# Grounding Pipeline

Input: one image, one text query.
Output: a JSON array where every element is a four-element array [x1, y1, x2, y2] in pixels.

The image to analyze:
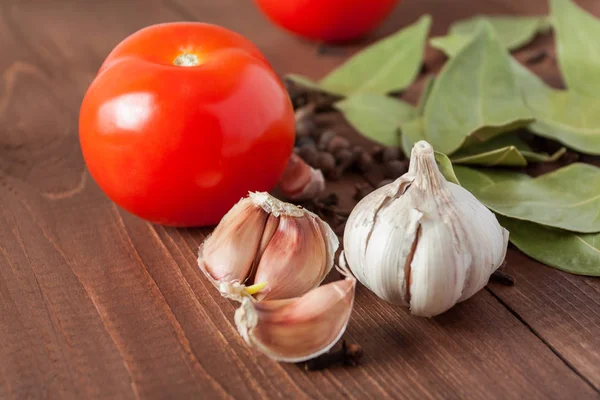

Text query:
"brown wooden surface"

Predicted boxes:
[[1, 0, 599, 399]]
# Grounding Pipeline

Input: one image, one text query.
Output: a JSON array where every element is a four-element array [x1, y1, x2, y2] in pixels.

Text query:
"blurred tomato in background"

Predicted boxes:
[[254, 0, 400, 42]]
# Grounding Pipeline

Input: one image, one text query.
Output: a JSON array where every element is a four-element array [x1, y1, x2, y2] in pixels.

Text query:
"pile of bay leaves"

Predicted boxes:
[[288, 0, 600, 277]]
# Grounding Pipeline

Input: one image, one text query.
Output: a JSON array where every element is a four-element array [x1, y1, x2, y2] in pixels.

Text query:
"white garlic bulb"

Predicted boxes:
[[343, 140, 509, 317]]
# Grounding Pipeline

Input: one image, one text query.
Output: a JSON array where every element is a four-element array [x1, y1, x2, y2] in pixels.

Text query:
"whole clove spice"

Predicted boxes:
[[318, 130, 338, 151], [382, 146, 402, 163], [490, 270, 515, 286], [355, 151, 374, 174], [304, 341, 364, 371], [296, 136, 317, 149], [384, 159, 409, 179], [354, 183, 373, 201], [295, 146, 319, 167], [327, 136, 351, 154], [317, 152, 337, 177]]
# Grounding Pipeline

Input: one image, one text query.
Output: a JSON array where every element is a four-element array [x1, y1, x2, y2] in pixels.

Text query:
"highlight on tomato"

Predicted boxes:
[[79, 23, 295, 227], [254, 0, 400, 42]]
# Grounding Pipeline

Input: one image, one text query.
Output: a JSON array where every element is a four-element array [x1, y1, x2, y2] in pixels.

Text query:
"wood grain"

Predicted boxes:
[[0, 0, 599, 398]]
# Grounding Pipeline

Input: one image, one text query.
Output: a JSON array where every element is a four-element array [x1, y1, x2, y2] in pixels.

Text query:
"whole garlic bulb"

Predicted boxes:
[[343, 141, 509, 317]]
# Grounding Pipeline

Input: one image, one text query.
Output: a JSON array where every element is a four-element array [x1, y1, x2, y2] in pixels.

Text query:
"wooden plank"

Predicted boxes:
[[0, 0, 597, 399]]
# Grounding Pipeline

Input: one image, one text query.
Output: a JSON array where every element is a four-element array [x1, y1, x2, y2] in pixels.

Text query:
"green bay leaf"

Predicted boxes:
[[551, 0, 600, 98], [430, 34, 472, 58], [400, 77, 435, 157], [434, 152, 460, 185], [284, 74, 340, 95], [453, 165, 530, 196], [335, 94, 416, 146], [399, 117, 425, 158], [423, 22, 533, 155], [450, 133, 564, 166], [451, 146, 527, 167], [319, 15, 431, 96], [512, 61, 600, 155], [498, 216, 600, 276], [475, 163, 600, 233], [431, 15, 550, 57], [453, 166, 599, 276]]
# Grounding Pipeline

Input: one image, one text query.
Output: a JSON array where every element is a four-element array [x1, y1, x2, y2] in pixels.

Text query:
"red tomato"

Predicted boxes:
[[254, 0, 399, 42], [80, 23, 295, 226]]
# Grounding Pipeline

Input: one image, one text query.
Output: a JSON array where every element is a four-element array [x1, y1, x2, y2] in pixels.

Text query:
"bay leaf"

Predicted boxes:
[[453, 165, 530, 194], [400, 76, 435, 157], [422, 22, 533, 155], [431, 15, 550, 58], [319, 15, 431, 96], [449, 133, 564, 166], [334, 94, 416, 146], [416, 75, 435, 115], [429, 34, 472, 58], [512, 61, 600, 155], [434, 152, 460, 185], [451, 146, 527, 167], [454, 166, 600, 276], [474, 163, 600, 233], [400, 117, 425, 158], [497, 216, 600, 277], [551, 0, 600, 98], [520, 148, 566, 163], [285, 74, 338, 95]]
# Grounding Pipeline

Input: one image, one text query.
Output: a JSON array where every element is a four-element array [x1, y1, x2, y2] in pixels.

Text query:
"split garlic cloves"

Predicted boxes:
[[343, 140, 509, 317], [234, 266, 356, 362], [198, 192, 338, 301]]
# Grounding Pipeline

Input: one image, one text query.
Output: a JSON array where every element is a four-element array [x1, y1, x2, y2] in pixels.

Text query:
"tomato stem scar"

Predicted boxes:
[[174, 53, 201, 67]]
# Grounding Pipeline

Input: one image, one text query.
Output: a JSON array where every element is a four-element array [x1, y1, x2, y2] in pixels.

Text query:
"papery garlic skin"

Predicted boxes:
[[198, 192, 338, 302], [343, 140, 509, 317], [235, 266, 356, 362]]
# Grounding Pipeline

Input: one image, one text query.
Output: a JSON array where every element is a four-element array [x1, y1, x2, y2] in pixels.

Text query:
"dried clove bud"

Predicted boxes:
[[318, 130, 337, 151], [235, 265, 356, 362], [355, 151, 374, 174], [354, 183, 373, 201], [370, 146, 384, 163], [304, 341, 364, 371], [327, 136, 351, 154], [296, 136, 317, 148], [382, 146, 402, 163], [384, 159, 409, 179], [295, 146, 319, 167], [198, 192, 338, 301], [317, 152, 337, 176], [490, 270, 515, 286]]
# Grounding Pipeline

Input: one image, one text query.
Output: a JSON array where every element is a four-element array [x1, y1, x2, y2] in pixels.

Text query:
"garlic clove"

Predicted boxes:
[[198, 191, 338, 302], [253, 214, 331, 301], [198, 198, 268, 287], [277, 153, 325, 201], [234, 268, 356, 362]]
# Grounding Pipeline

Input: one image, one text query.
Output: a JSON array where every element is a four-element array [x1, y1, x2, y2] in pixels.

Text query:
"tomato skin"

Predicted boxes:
[[79, 23, 295, 227], [254, 0, 399, 42]]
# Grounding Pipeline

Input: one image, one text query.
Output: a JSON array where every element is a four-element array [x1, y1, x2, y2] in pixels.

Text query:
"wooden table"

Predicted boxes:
[[1, 0, 599, 398]]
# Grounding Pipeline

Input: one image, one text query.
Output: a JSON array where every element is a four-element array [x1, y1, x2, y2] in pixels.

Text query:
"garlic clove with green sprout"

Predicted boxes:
[[343, 140, 509, 317], [198, 192, 338, 302], [234, 265, 356, 362]]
